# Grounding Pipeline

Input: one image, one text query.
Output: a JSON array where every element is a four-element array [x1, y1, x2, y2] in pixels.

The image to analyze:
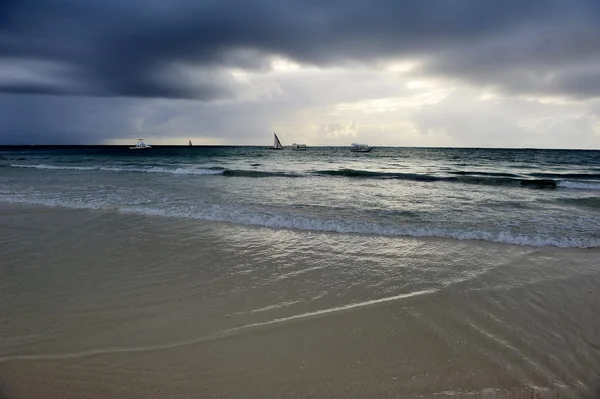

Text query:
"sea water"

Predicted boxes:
[[1, 146, 599, 248]]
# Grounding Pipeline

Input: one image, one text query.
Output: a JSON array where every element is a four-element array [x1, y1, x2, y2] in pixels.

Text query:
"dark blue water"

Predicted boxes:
[[1, 146, 600, 247]]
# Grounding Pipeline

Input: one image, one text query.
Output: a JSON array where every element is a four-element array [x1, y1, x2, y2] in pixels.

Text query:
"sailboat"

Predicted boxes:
[[268, 132, 284, 150], [189, 139, 193, 146]]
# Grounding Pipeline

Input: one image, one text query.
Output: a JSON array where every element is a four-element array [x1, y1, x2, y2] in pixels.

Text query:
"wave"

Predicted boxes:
[[222, 169, 300, 178], [554, 197, 600, 209], [315, 169, 557, 188], [449, 171, 521, 178], [1, 194, 599, 248], [11, 164, 600, 191], [519, 179, 557, 189], [557, 181, 600, 191], [530, 172, 600, 179], [10, 163, 295, 177], [101, 166, 223, 175], [316, 169, 439, 181], [11, 163, 224, 175], [11, 164, 97, 171]]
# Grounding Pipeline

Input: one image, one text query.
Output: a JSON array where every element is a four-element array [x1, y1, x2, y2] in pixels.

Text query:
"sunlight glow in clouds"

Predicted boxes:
[[335, 89, 454, 113], [271, 57, 302, 73]]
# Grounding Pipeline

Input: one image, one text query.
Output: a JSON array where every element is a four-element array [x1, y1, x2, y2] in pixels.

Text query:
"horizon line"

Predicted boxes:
[[0, 144, 598, 151]]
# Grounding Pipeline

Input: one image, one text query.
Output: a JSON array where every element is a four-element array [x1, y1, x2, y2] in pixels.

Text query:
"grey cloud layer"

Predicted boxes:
[[2, 0, 599, 99]]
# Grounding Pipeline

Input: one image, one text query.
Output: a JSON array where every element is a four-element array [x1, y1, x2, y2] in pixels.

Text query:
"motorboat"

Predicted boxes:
[[350, 143, 372, 152], [291, 143, 307, 150], [129, 138, 152, 150]]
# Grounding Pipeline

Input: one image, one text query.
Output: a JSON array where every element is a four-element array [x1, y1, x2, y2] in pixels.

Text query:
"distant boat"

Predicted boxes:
[[189, 139, 193, 146], [350, 143, 372, 152], [268, 132, 284, 150], [130, 138, 152, 150], [291, 143, 307, 150]]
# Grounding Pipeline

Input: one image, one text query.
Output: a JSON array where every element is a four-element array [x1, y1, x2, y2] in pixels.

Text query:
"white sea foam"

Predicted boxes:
[[0, 194, 107, 211], [225, 289, 440, 332], [10, 164, 97, 171], [558, 180, 600, 190], [11, 163, 224, 175], [1, 194, 597, 248], [151, 167, 223, 175], [247, 300, 303, 314], [100, 166, 223, 175]]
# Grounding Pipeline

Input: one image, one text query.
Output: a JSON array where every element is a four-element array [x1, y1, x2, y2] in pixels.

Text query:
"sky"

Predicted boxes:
[[1, 0, 600, 147]]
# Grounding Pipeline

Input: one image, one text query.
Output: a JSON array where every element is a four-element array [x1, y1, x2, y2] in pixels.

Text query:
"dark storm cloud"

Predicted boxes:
[[0, 94, 140, 144], [2, 0, 599, 99]]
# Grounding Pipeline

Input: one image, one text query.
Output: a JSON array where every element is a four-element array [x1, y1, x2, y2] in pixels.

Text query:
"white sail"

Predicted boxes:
[[274, 133, 283, 149]]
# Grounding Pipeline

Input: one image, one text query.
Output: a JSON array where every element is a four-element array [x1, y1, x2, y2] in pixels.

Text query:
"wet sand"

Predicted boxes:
[[1, 204, 600, 398]]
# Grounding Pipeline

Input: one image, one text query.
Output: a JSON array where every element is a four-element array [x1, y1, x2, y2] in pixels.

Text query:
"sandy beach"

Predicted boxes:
[[1, 203, 600, 398]]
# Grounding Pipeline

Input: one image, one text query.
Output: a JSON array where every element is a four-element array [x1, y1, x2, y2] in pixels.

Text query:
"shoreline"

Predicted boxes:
[[1, 203, 599, 398], [1, 201, 598, 250]]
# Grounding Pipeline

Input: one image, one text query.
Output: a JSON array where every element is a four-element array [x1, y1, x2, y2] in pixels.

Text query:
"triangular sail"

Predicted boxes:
[[274, 133, 283, 149], [189, 139, 192, 146]]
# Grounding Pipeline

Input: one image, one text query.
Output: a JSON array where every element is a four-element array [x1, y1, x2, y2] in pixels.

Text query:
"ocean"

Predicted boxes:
[[1, 146, 600, 247], [1, 146, 600, 398]]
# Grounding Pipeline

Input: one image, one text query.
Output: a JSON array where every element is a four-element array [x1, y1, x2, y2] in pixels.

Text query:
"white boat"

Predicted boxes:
[[129, 138, 152, 150], [268, 132, 284, 150], [350, 143, 372, 152], [291, 143, 307, 150]]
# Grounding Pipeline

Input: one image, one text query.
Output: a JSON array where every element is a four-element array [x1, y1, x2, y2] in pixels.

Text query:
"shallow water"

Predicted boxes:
[[1, 206, 599, 398]]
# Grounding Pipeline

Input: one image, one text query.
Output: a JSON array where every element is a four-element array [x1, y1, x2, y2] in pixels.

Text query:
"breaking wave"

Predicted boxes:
[[11, 164, 224, 175], [10, 163, 295, 177], [10, 164, 97, 171], [222, 170, 300, 178], [1, 194, 599, 248], [101, 166, 223, 175], [448, 170, 522, 178]]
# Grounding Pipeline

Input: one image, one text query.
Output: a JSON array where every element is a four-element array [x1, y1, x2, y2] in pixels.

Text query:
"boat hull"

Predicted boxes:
[[129, 146, 152, 150]]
